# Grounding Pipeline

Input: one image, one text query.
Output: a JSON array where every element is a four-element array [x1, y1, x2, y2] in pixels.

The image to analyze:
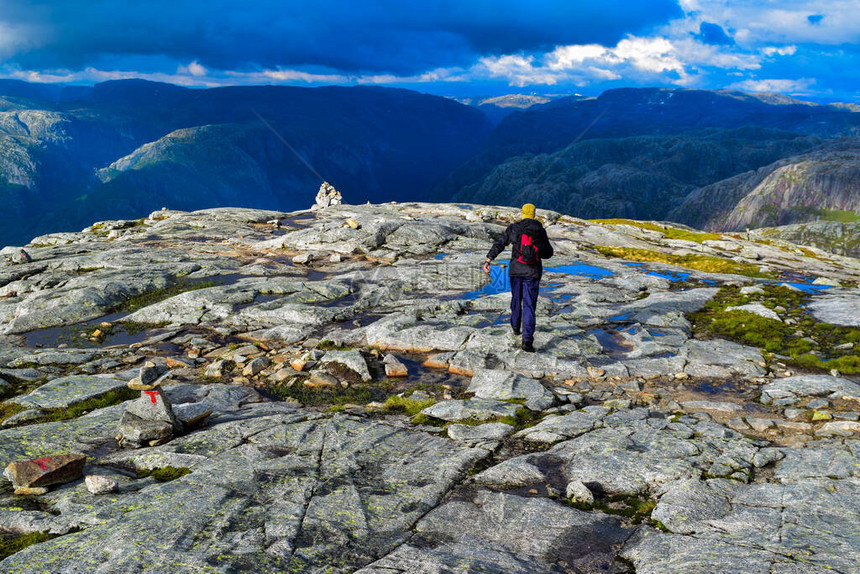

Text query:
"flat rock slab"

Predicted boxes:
[[0, 413, 487, 574], [358, 490, 630, 574], [808, 294, 860, 326], [467, 368, 556, 411], [761, 375, 860, 403], [624, 477, 860, 573], [421, 398, 520, 422], [9, 375, 128, 409]]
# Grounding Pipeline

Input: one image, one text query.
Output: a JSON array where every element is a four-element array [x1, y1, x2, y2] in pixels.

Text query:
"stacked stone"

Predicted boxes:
[[118, 362, 182, 448], [313, 181, 342, 210]]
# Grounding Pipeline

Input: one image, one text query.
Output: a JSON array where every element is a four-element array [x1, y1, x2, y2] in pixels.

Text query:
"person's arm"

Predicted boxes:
[[538, 227, 554, 259], [484, 225, 512, 273]]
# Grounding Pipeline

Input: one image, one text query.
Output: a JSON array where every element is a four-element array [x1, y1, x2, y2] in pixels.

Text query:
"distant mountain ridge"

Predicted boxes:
[[1, 80, 858, 250], [0, 80, 492, 246], [444, 87, 860, 235]]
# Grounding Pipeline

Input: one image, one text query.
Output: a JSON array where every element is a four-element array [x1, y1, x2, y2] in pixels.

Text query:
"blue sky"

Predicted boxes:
[[0, 0, 857, 101]]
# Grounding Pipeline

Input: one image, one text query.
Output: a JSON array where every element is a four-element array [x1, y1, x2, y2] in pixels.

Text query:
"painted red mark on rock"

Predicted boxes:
[[31, 457, 52, 471], [144, 391, 159, 404]]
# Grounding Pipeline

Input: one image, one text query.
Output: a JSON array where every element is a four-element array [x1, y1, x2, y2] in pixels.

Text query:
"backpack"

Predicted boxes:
[[517, 232, 540, 265]]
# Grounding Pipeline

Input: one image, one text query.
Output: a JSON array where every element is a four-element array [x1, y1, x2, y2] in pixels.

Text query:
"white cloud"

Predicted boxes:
[[260, 69, 346, 83], [762, 46, 797, 57], [726, 77, 816, 93], [178, 60, 207, 77], [676, 1, 860, 45]]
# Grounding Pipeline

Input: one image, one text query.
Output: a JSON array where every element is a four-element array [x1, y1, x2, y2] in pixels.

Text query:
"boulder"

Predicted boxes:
[[4, 453, 87, 489]]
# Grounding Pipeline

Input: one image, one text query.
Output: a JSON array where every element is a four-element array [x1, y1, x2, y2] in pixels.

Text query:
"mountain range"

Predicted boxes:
[[0, 80, 858, 248]]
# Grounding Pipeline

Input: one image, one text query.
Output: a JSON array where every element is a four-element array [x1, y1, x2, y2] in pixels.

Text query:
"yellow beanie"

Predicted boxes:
[[521, 203, 536, 219]]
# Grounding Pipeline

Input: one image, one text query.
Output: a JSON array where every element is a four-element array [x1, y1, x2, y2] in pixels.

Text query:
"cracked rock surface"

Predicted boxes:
[[0, 203, 858, 572]]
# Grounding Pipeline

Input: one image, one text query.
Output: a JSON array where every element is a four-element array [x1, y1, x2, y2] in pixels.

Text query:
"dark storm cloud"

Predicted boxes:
[[0, 0, 682, 74]]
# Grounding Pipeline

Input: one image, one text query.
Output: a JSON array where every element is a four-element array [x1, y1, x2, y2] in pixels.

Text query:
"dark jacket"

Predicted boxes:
[[487, 218, 554, 278]]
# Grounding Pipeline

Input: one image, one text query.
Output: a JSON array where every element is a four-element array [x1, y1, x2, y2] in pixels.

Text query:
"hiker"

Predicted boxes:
[[483, 203, 554, 352]]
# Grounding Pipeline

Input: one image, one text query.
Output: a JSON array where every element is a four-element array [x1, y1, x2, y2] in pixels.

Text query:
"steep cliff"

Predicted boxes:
[[671, 142, 860, 231]]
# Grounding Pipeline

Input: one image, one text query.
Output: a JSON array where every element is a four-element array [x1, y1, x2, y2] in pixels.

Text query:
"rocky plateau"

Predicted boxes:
[[0, 201, 858, 573]]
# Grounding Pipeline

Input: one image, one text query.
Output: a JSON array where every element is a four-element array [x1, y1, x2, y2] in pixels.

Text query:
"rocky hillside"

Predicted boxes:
[[449, 128, 821, 220], [0, 81, 492, 247], [445, 88, 860, 227], [0, 202, 858, 572], [670, 142, 860, 231]]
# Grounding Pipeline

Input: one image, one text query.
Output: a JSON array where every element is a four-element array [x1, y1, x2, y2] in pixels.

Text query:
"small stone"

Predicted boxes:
[[746, 417, 776, 432], [830, 369, 841, 377], [565, 480, 594, 504], [304, 372, 340, 388], [383, 354, 409, 378], [13, 249, 32, 264], [85, 475, 119, 495], [271, 368, 298, 383], [329, 253, 342, 263], [587, 366, 605, 379], [242, 357, 270, 377], [173, 403, 214, 428], [118, 412, 173, 448], [602, 398, 631, 410], [14, 487, 48, 496], [345, 219, 360, 229], [673, 372, 688, 380], [166, 357, 194, 369], [292, 252, 314, 265], [811, 410, 832, 421]]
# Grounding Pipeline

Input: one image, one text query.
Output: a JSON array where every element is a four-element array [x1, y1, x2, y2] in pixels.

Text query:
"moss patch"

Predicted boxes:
[[0, 530, 79, 561], [117, 279, 216, 313], [382, 395, 436, 416], [564, 494, 657, 525], [594, 246, 771, 278], [0, 387, 139, 427], [266, 378, 395, 408], [689, 285, 860, 374], [590, 219, 722, 243], [136, 466, 191, 482]]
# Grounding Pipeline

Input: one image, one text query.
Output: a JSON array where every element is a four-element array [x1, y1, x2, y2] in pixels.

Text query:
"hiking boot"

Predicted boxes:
[[512, 328, 521, 336], [521, 341, 535, 353]]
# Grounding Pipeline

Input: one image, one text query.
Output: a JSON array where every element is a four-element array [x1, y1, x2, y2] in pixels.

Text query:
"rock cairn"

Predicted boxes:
[[313, 182, 342, 210], [117, 361, 212, 448]]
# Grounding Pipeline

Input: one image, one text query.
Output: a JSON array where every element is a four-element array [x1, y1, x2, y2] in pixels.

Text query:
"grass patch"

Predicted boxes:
[[136, 466, 191, 482], [115, 320, 169, 335], [0, 388, 139, 427], [0, 401, 23, 421], [590, 219, 722, 243], [562, 494, 657, 525], [498, 407, 543, 429], [382, 395, 436, 416], [117, 279, 216, 313], [689, 285, 860, 374], [315, 340, 352, 351], [809, 208, 860, 224], [0, 529, 80, 561], [265, 379, 395, 408], [594, 245, 772, 278]]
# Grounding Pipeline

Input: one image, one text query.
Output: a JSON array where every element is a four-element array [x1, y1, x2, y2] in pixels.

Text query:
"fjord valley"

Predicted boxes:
[[1, 80, 859, 253]]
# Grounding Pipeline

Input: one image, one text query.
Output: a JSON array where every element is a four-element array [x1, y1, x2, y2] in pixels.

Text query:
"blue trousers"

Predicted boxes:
[[510, 276, 540, 343]]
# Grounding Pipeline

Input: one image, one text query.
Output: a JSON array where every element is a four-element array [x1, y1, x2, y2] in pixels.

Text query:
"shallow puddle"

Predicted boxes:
[[545, 263, 614, 277], [588, 327, 635, 356]]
